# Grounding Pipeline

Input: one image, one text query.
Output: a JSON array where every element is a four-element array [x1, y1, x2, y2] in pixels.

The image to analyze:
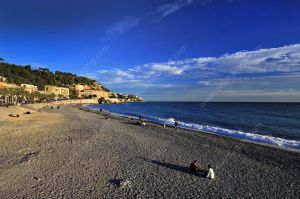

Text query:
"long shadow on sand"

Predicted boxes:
[[138, 157, 207, 177], [121, 121, 138, 126]]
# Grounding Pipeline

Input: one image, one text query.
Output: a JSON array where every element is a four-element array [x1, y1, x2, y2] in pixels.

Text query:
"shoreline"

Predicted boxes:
[[1, 104, 299, 198], [81, 104, 300, 153]]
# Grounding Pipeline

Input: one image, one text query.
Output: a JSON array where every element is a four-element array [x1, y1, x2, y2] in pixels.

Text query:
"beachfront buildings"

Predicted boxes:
[[0, 77, 20, 105], [77, 89, 109, 99], [0, 81, 18, 89], [74, 83, 143, 103], [108, 92, 143, 103], [75, 83, 109, 99], [0, 76, 7, 82], [21, 84, 38, 93], [74, 84, 87, 92], [45, 85, 70, 98]]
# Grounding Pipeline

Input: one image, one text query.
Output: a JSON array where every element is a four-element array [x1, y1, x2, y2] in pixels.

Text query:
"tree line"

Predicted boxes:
[[0, 58, 110, 91], [0, 87, 57, 106]]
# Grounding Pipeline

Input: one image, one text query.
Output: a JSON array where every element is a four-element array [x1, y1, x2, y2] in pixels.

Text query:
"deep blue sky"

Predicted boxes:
[[1, 0, 300, 101]]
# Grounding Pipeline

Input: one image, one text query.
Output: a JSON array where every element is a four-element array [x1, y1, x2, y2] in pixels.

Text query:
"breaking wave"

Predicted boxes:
[[84, 104, 300, 151]]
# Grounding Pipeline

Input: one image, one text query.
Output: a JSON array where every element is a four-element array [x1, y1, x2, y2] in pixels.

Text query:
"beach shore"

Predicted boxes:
[[0, 105, 299, 198]]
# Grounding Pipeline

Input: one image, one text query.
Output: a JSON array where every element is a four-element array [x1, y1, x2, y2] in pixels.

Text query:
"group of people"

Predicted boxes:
[[190, 160, 215, 179], [8, 113, 19, 118], [50, 105, 60, 110], [136, 115, 147, 126], [99, 108, 111, 119]]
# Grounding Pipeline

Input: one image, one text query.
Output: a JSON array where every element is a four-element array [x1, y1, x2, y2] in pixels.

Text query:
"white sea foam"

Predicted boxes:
[[151, 116, 300, 150], [167, 118, 175, 122]]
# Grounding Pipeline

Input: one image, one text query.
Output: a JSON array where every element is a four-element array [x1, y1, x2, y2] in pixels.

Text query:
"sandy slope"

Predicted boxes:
[[0, 105, 299, 198]]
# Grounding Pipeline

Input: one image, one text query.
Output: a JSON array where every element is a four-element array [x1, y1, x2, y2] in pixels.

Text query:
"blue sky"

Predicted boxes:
[[0, 0, 300, 101]]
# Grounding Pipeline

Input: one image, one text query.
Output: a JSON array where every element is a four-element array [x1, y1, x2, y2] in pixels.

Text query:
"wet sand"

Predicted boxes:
[[0, 105, 299, 198]]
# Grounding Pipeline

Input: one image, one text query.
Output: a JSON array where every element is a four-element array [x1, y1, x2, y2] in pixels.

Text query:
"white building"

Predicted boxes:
[[0, 76, 7, 82], [21, 84, 38, 93]]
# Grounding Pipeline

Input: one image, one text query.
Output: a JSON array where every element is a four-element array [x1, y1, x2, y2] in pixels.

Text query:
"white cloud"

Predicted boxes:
[[105, 0, 205, 36], [113, 69, 134, 78], [150, 0, 202, 20], [126, 82, 176, 88], [100, 44, 300, 82], [96, 69, 134, 84], [145, 64, 186, 75], [197, 80, 215, 86], [214, 90, 300, 102], [133, 44, 300, 80], [97, 69, 109, 74], [106, 16, 140, 34], [198, 75, 300, 92], [91, 44, 300, 101], [81, 73, 98, 80]]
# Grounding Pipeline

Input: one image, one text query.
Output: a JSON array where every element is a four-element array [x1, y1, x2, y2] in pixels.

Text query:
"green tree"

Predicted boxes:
[[47, 93, 56, 100], [0, 62, 103, 90], [69, 88, 78, 99], [98, 97, 106, 104]]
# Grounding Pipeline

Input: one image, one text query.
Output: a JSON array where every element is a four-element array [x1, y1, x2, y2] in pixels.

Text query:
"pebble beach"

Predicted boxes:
[[0, 104, 299, 198]]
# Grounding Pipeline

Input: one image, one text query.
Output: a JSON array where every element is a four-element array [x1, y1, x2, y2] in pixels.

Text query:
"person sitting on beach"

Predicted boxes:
[[9, 114, 19, 118], [190, 160, 200, 173], [206, 164, 215, 179], [136, 116, 147, 126]]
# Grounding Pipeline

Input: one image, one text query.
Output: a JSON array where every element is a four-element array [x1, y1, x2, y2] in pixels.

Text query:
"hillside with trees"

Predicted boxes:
[[0, 58, 109, 91]]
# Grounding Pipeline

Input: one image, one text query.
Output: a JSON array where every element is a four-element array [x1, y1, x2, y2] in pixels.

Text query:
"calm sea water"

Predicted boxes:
[[87, 102, 300, 150]]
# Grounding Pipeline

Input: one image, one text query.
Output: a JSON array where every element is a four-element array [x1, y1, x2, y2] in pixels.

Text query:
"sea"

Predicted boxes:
[[86, 102, 300, 151]]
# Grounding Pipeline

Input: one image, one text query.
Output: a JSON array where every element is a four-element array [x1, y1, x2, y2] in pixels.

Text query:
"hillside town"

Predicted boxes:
[[0, 75, 143, 106]]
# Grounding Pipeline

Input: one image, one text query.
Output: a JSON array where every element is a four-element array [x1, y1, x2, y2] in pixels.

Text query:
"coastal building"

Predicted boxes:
[[0, 76, 7, 82], [106, 97, 120, 104], [21, 84, 38, 93], [0, 76, 14, 89], [75, 84, 109, 99], [136, 96, 143, 101], [75, 84, 92, 92], [0, 82, 18, 89], [45, 85, 70, 98], [109, 92, 119, 98], [0, 80, 20, 105], [77, 89, 109, 99]]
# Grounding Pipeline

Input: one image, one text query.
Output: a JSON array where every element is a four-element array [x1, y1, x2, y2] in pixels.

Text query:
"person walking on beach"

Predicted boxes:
[[190, 160, 200, 173], [206, 164, 215, 179], [139, 115, 144, 121], [174, 120, 178, 129]]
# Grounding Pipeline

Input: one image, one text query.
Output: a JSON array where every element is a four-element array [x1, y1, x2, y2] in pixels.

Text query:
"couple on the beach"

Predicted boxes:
[[190, 160, 215, 179], [136, 115, 147, 126]]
